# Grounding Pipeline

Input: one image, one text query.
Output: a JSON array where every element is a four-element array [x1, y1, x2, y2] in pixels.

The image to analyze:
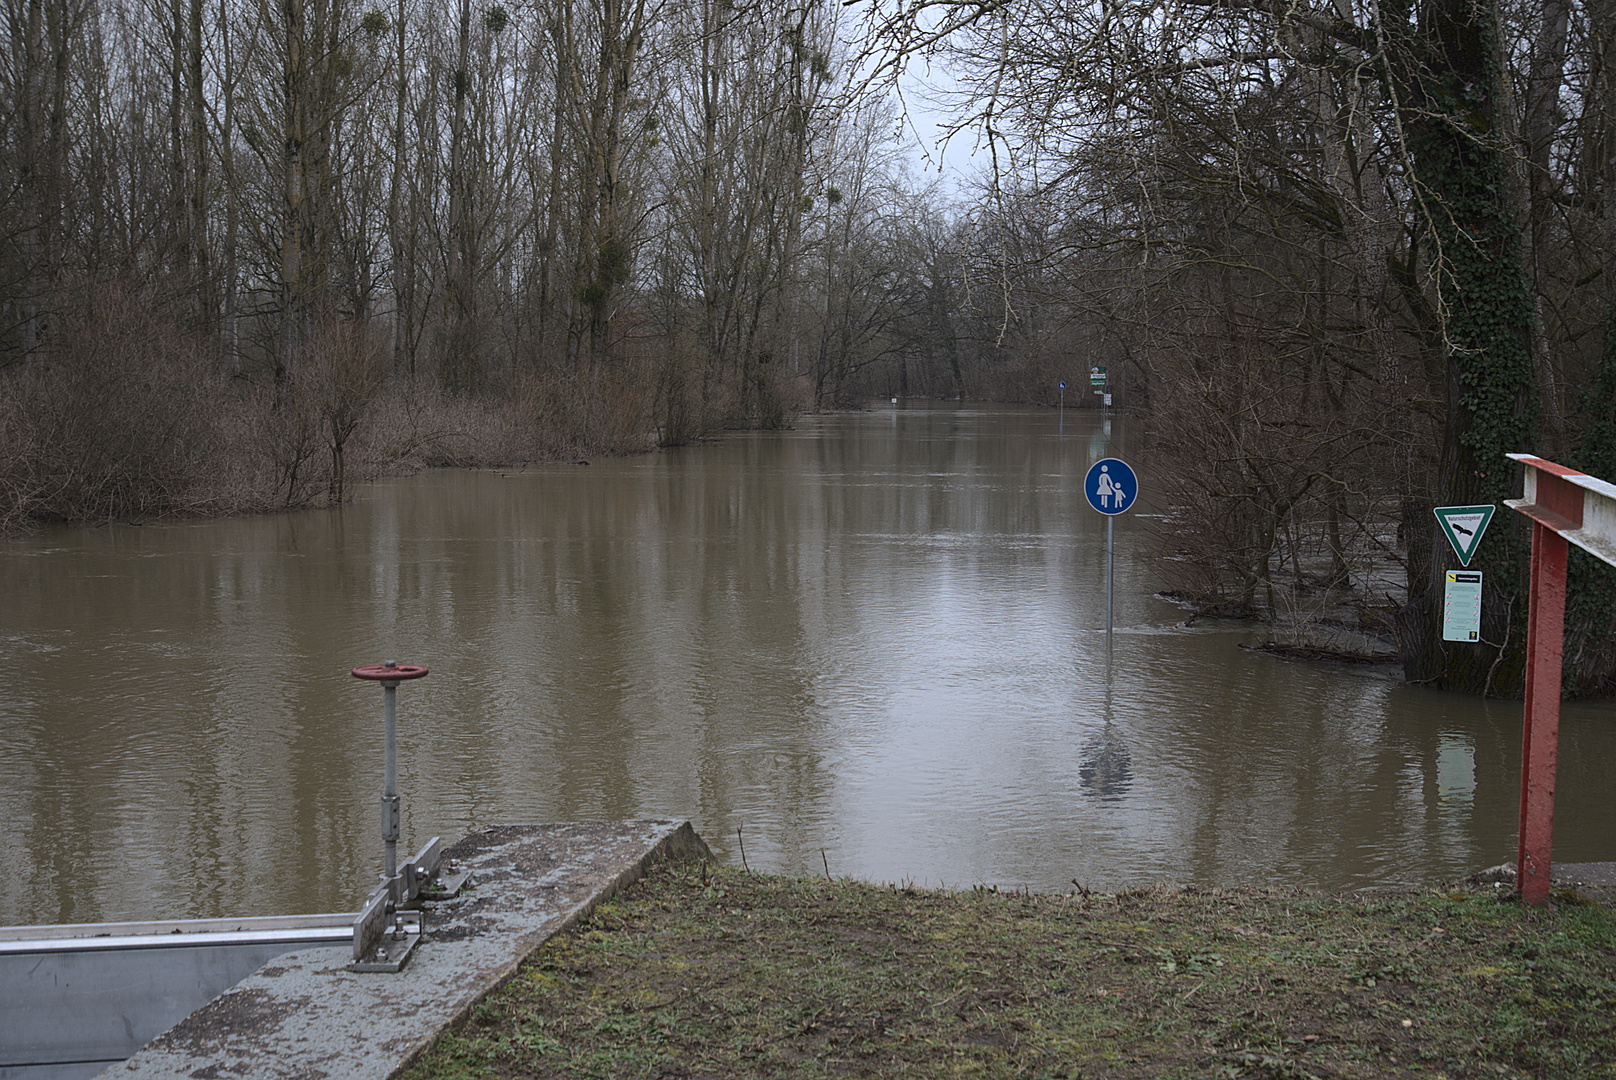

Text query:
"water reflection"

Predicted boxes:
[[1078, 668, 1132, 801], [1437, 734, 1477, 808], [1, 404, 1613, 925], [1078, 731, 1133, 802], [1088, 419, 1111, 464]]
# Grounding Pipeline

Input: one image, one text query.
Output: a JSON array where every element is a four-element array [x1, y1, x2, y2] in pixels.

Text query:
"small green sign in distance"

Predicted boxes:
[[1433, 504, 1496, 567]]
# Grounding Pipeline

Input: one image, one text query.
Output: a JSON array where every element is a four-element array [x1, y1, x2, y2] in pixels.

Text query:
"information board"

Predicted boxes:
[[1442, 571, 1483, 642]]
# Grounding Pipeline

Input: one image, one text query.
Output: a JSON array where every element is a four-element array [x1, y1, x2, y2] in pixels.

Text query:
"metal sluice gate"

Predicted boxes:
[[0, 662, 470, 1079], [0, 913, 354, 1079]]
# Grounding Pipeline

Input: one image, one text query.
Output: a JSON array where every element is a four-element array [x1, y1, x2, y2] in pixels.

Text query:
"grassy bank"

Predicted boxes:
[[402, 862, 1616, 1080]]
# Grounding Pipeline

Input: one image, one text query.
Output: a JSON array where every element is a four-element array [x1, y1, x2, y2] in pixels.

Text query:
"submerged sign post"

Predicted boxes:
[[1085, 457, 1138, 636]]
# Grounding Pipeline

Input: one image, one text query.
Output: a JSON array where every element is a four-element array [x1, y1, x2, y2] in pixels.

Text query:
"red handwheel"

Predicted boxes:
[[352, 662, 430, 681]]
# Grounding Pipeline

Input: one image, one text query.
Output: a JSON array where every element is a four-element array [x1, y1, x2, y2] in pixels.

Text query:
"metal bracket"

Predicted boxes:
[[381, 795, 401, 845], [347, 836, 475, 971], [419, 862, 472, 902], [348, 908, 422, 973], [350, 882, 395, 966], [401, 836, 473, 904]]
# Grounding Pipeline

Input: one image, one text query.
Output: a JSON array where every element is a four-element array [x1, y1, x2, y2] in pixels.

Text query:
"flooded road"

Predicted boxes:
[[2, 403, 1612, 924]]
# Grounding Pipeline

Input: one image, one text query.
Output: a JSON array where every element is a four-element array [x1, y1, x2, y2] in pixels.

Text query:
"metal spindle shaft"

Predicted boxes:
[[354, 659, 426, 890], [1106, 515, 1115, 638], [382, 678, 399, 880]]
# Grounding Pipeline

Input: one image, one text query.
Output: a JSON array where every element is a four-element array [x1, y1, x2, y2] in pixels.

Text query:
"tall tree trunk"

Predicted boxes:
[[387, 0, 403, 371], [537, 0, 570, 363], [187, 0, 214, 336], [218, 0, 241, 377], [17, 0, 54, 358], [1520, 0, 1572, 451], [277, 0, 308, 405], [1394, 0, 1539, 694], [440, 0, 479, 393]]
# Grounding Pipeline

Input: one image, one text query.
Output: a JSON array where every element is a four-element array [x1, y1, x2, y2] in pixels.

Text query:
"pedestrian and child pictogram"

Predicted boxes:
[[1084, 458, 1137, 516]]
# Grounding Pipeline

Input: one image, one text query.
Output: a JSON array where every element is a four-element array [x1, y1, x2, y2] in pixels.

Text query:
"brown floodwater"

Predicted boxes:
[[2, 402, 1613, 925]]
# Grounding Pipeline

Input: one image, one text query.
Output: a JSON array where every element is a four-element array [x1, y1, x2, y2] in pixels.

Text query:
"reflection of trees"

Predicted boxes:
[[1122, 667, 1533, 886], [456, 435, 840, 859]]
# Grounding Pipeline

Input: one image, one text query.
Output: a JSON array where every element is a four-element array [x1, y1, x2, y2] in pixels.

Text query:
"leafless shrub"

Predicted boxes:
[[251, 319, 392, 506], [1145, 317, 1404, 623], [3, 285, 247, 524], [0, 287, 683, 532], [646, 334, 711, 446], [0, 375, 42, 531]]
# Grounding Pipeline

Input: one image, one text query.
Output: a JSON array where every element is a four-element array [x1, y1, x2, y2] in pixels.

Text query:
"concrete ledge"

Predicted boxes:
[[103, 820, 712, 1079]]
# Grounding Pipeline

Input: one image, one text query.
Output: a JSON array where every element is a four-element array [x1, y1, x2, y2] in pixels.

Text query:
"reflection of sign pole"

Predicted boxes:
[[1084, 458, 1138, 638], [1504, 454, 1616, 906]]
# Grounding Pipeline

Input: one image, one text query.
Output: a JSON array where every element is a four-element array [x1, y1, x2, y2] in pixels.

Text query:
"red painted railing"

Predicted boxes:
[[1504, 455, 1616, 905]]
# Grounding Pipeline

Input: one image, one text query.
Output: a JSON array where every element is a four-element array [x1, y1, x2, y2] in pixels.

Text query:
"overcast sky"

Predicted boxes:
[[893, 55, 987, 193]]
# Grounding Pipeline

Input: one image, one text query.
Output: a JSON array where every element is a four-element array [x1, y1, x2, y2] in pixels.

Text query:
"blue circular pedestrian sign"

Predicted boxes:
[[1084, 458, 1137, 515]]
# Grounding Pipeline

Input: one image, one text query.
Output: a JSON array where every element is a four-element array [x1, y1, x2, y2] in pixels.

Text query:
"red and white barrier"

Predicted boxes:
[[1504, 454, 1616, 905]]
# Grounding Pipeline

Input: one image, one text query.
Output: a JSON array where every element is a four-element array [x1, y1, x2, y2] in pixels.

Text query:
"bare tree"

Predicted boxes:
[[859, 0, 1616, 694]]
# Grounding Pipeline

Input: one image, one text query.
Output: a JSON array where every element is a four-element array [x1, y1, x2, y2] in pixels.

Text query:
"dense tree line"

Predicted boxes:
[[4, 0, 1613, 696], [853, 0, 1616, 695], [0, 0, 970, 520]]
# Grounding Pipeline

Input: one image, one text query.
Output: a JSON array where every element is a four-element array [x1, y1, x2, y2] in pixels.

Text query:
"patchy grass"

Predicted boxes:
[[402, 862, 1616, 1079]]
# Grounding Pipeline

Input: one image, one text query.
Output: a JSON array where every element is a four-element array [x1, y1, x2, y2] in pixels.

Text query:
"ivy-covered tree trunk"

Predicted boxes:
[[1564, 309, 1616, 696], [1393, 0, 1539, 694]]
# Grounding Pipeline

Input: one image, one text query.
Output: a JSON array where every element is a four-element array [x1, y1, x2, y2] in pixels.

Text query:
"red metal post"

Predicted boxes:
[[1509, 460, 1585, 906], [1516, 521, 1569, 906], [1505, 453, 1616, 905]]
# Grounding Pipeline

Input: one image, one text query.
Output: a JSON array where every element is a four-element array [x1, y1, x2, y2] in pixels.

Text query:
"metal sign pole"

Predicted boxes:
[[1517, 519, 1568, 905], [1084, 457, 1137, 641], [1106, 515, 1115, 638]]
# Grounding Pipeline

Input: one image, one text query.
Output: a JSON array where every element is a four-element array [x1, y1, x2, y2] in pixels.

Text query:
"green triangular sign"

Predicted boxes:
[[1433, 504, 1496, 567]]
